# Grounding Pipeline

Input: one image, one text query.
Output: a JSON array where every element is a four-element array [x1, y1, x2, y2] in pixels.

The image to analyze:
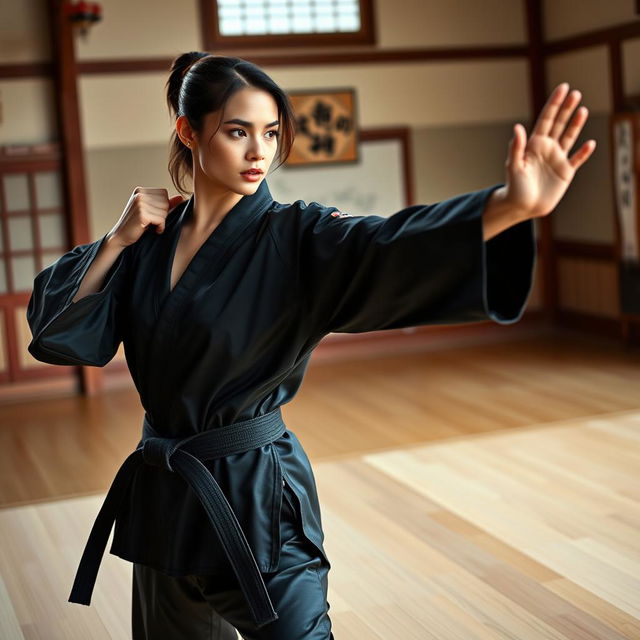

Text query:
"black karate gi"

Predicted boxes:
[[26, 178, 536, 637]]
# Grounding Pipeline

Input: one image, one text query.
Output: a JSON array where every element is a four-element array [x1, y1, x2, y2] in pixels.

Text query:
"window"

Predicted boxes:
[[201, 0, 375, 49]]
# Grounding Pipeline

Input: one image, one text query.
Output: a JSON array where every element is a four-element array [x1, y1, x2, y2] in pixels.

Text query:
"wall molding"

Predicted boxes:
[[0, 45, 528, 79], [555, 240, 616, 260]]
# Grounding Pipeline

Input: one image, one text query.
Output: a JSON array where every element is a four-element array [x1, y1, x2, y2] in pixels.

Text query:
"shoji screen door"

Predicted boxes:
[[0, 151, 73, 384]]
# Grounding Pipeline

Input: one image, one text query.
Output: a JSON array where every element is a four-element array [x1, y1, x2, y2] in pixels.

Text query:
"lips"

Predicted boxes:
[[241, 169, 263, 175]]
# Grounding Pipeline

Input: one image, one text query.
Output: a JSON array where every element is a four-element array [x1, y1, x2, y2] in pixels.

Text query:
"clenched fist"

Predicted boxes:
[[108, 187, 185, 247]]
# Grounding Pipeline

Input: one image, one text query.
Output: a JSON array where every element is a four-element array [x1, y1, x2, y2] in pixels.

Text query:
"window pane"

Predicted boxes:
[[337, 5, 358, 15], [292, 17, 313, 32], [39, 213, 66, 249], [216, 0, 361, 35], [315, 5, 334, 16], [220, 18, 244, 34], [220, 6, 242, 18], [9, 217, 33, 251], [245, 19, 266, 35], [269, 17, 291, 32], [4, 174, 30, 212], [246, 17, 268, 34], [11, 255, 36, 292], [337, 14, 359, 30], [316, 15, 337, 31], [42, 250, 63, 270], [34, 171, 63, 209], [292, 6, 312, 17]]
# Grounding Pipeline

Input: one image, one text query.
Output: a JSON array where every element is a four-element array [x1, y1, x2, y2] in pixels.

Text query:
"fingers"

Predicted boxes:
[[549, 89, 583, 141], [134, 187, 168, 196], [168, 194, 186, 210], [123, 187, 185, 243], [559, 105, 589, 153], [568, 139, 597, 171], [531, 83, 570, 138], [531, 82, 595, 169], [133, 190, 172, 216], [509, 123, 526, 167], [129, 188, 173, 236], [140, 211, 168, 234]]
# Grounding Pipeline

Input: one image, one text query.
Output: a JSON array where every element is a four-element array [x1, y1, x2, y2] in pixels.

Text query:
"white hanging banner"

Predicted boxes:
[[613, 116, 639, 262]]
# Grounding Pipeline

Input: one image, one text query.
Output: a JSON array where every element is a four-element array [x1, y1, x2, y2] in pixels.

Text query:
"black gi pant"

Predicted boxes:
[[132, 479, 334, 639]]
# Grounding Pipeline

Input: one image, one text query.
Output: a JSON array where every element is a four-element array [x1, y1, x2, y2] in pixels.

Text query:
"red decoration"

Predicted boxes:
[[65, 1, 103, 40]]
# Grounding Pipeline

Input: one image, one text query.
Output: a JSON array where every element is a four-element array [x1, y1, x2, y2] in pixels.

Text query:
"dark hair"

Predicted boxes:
[[166, 52, 296, 196]]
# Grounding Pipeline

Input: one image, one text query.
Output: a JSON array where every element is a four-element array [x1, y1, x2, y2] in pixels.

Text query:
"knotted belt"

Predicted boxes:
[[68, 407, 287, 628]]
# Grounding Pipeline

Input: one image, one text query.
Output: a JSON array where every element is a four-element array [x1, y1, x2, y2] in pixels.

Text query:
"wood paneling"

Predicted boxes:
[[558, 257, 619, 318]]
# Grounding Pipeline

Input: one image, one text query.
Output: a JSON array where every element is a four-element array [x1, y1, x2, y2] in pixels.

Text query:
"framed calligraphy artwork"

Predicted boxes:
[[286, 88, 359, 167]]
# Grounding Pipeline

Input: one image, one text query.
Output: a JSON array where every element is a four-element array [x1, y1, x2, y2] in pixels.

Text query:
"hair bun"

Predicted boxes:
[[166, 52, 212, 118], [180, 52, 212, 79]]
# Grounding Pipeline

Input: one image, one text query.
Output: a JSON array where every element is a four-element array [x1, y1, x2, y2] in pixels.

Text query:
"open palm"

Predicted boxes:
[[505, 83, 597, 218]]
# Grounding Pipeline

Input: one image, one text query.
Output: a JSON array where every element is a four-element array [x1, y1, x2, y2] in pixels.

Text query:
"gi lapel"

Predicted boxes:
[[145, 179, 274, 426]]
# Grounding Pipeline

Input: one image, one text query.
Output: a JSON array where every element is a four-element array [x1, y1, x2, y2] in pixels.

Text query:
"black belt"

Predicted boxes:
[[68, 407, 287, 628]]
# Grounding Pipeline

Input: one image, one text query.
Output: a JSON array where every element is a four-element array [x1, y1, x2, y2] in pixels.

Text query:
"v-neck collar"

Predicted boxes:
[[164, 178, 274, 302], [145, 178, 274, 407]]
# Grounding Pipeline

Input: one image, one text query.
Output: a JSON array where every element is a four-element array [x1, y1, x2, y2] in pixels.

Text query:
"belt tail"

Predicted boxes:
[[173, 450, 279, 628], [68, 449, 143, 605]]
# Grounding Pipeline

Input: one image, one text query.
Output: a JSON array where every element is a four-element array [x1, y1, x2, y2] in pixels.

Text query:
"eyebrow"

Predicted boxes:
[[223, 118, 280, 128]]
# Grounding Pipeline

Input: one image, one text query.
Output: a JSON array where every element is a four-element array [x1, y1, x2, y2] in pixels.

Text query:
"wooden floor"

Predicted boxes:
[[1, 328, 639, 638]]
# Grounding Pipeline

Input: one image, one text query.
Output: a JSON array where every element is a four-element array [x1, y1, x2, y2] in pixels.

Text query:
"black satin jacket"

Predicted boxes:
[[26, 178, 536, 576]]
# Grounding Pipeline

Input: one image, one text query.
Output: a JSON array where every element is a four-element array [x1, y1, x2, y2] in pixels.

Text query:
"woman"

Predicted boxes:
[[26, 52, 595, 639]]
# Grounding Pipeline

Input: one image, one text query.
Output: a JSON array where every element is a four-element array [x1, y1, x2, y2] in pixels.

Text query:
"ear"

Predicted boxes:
[[175, 115, 194, 147]]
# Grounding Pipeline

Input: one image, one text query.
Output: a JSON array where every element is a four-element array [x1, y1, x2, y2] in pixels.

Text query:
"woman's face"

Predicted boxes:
[[179, 87, 280, 196]]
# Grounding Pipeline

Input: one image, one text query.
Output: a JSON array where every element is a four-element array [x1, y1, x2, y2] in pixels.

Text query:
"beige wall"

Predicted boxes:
[[0, 0, 50, 64], [0, 0, 632, 250], [543, 0, 640, 41], [375, 0, 526, 48]]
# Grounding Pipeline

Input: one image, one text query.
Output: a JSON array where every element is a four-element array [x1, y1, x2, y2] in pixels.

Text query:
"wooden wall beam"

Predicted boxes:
[[525, 0, 558, 323], [46, 0, 103, 396]]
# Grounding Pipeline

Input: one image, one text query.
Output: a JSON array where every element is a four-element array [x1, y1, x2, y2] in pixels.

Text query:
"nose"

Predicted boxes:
[[247, 137, 265, 160]]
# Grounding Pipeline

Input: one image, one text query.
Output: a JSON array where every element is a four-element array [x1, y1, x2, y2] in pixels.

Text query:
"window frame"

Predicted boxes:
[[200, 0, 376, 50]]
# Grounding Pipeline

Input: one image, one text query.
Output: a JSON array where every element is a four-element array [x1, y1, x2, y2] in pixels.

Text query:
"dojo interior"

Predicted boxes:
[[1, 1, 640, 638]]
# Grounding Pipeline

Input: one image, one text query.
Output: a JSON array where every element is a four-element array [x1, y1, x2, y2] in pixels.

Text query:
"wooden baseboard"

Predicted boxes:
[[0, 375, 79, 406], [555, 309, 623, 341], [311, 311, 549, 363]]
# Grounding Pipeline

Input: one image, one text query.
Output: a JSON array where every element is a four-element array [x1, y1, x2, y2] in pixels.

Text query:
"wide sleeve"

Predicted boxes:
[[297, 183, 537, 336], [26, 232, 133, 367]]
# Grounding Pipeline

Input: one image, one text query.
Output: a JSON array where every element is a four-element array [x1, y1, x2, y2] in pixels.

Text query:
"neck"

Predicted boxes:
[[190, 174, 246, 233]]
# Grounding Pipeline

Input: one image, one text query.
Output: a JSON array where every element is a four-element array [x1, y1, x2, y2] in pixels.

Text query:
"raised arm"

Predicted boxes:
[[27, 187, 184, 366]]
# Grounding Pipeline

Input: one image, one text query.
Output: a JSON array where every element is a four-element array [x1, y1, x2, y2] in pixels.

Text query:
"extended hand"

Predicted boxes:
[[504, 83, 596, 219]]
